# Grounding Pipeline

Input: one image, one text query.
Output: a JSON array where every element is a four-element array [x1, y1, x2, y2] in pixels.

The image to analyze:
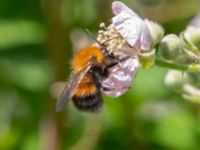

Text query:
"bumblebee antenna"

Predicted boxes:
[[85, 29, 120, 56], [85, 28, 105, 47], [85, 28, 120, 45], [102, 36, 120, 44]]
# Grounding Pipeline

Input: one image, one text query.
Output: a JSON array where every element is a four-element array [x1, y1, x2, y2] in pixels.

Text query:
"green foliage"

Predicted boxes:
[[0, 0, 200, 150]]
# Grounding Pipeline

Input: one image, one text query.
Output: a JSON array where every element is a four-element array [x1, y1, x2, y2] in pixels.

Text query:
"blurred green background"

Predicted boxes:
[[1, 0, 200, 150]]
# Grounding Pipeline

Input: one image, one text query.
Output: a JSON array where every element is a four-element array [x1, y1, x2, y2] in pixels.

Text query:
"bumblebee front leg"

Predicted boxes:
[[105, 56, 129, 70]]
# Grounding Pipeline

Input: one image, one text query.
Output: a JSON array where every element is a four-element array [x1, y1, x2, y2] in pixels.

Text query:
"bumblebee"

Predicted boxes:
[[56, 44, 128, 112]]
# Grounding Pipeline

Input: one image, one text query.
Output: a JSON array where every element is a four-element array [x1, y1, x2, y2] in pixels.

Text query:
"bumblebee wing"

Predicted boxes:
[[56, 63, 93, 112]]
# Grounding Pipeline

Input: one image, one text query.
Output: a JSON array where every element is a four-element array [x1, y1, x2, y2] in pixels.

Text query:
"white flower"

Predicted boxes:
[[112, 1, 153, 51], [102, 58, 139, 97], [99, 1, 163, 97]]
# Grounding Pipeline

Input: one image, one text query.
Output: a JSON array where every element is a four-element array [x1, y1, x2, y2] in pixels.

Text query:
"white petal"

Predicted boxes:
[[112, 1, 152, 50], [140, 23, 153, 50], [112, 12, 143, 47], [112, 1, 138, 16], [102, 58, 139, 97]]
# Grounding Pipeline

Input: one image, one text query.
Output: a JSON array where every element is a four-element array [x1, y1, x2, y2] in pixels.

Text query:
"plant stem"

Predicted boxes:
[[40, 0, 70, 149], [155, 58, 189, 71], [155, 58, 200, 72]]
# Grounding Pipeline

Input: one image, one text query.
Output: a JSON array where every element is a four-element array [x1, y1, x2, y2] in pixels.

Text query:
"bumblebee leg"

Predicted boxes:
[[90, 69, 102, 88], [102, 86, 131, 92], [102, 86, 112, 91], [105, 56, 129, 69]]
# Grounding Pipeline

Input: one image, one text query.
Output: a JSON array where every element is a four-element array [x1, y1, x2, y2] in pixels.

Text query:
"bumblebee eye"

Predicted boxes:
[[101, 47, 110, 57], [101, 47, 107, 53], [100, 47, 115, 59]]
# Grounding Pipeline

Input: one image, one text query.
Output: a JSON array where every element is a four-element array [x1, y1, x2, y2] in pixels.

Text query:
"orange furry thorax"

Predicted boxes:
[[72, 46, 105, 72]]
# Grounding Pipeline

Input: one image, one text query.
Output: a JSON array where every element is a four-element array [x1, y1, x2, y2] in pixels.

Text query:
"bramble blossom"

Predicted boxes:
[[99, 1, 163, 97]]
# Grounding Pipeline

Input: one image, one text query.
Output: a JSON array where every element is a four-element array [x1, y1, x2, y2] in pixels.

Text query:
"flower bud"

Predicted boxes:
[[165, 70, 189, 91], [145, 19, 164, 46], [182, 84, 200, 103], [182, 13, 200, 53], [182, 26, 200, 51], [159, 34, 183, 61], [138, 49, 155, 69]]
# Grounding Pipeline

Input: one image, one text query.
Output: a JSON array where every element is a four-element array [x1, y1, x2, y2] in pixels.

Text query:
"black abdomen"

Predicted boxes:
[[72, 92, 103, 112]]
